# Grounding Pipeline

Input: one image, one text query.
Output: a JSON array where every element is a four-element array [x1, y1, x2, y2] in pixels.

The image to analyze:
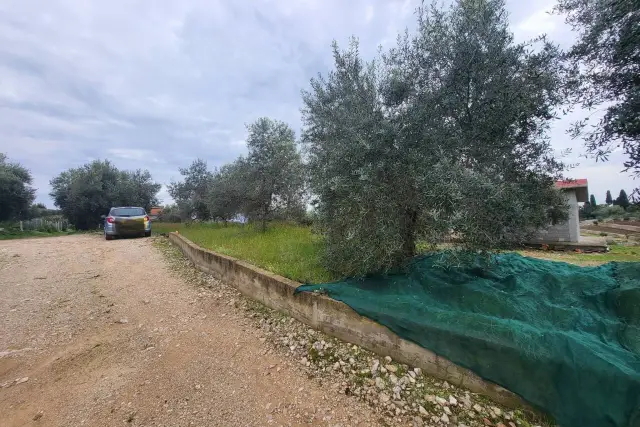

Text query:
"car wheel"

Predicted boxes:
[[105, 233, 113, 240], [145, 231, 151, 237]]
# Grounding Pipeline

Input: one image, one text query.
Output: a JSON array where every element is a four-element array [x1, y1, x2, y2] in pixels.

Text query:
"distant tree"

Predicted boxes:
[[616, 189, 630, 210], [157, 204, 182, 223], [302, 0, 569, 276], [0, 153, 36, 221], [579, 201, 593, 220], [590, 194, 597, 207], [207, 160, 250, 223], [119, 169, 163, 211], [50, 160, 161, 229], [168, 159, 213, 221], [606, 190, 613, 205], [242, 118, 305, 231], [555, 0, 640, 197], [26, 203, 61, 219]]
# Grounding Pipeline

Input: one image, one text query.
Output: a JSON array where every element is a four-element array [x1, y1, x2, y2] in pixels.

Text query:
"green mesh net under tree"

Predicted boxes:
[[296, 253, 640, 427]]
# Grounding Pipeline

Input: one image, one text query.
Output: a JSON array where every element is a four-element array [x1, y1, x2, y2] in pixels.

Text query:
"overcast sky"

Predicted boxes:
[[0, 0, 635, 207]]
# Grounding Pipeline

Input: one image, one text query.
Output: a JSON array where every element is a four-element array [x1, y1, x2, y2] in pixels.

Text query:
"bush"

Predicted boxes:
[[157, 205, 182, 223], [593, 205, 625, 220]]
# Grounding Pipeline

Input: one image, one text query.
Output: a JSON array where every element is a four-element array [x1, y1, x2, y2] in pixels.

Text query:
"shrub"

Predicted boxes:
[[593, 205, 625, 220]]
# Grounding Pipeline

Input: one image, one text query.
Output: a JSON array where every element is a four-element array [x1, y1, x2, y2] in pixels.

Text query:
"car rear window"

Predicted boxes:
[[111, 208, 146, 217]]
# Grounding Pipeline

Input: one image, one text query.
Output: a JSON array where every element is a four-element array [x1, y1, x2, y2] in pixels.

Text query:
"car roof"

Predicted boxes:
[[110, 206, 145, 209]]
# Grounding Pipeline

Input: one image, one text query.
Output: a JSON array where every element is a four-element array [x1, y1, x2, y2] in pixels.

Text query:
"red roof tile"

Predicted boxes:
[[555, 179, 588, 189]]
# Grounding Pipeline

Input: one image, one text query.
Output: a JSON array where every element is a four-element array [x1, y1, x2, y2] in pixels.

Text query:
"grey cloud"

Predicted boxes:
[[0, 0, 634, 206]]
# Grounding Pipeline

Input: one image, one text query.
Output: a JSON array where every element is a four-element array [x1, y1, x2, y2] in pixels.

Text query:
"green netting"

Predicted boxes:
[[296, 253, 640, 427]]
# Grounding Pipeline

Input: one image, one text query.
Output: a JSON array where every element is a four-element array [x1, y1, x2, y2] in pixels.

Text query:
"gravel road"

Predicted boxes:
[[0, 234, 382, 427]]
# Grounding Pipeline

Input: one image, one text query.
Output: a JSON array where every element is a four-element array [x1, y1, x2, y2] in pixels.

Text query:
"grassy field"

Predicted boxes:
[[153, 221, 640, 282], [153, 222, 332, 283], [519, 244, 640, 266]]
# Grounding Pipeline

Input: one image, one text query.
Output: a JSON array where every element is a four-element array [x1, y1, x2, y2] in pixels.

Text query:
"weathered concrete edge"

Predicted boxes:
[[168, 232, 528, 409]]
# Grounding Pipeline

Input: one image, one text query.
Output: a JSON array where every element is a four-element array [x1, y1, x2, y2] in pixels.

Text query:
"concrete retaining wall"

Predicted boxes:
[[168, 232, 527, 408]]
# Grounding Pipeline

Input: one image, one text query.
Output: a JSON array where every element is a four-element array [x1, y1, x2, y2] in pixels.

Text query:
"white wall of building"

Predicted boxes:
[[533, 190, 580, 243]]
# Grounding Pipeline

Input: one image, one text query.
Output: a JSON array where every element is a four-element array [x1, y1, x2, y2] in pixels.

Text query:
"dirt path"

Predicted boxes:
[[0, 235, 381, 427]]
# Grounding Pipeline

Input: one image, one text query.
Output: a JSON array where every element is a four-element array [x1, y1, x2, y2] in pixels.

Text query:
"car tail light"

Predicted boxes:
[[106, 216, 115, 223], [144, 215, 150, 221]]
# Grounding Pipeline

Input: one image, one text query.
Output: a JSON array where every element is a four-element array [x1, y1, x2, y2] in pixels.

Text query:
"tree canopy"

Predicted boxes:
[[207, 160, 249, 223], [172, 118, 305, 228], [242, 118, 306, 229], [302, 0, 569, 277], [556, 0, 640, 196], [616, 189, 630, 210], [168, 159, 214, 221], [50, 160, 161, 229], [606, 190, 613, 205], [0, 153, 36, 221]]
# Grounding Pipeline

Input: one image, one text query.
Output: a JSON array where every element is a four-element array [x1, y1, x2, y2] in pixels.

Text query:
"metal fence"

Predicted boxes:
[[19, 217, 70, 232]]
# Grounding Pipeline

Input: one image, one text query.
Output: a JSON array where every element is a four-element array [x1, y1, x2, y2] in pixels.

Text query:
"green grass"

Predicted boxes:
[[153, 222, 332, 283], [520, 244, 640, 265], [0, 229, 76, 241], [153, 222, 640, 282]]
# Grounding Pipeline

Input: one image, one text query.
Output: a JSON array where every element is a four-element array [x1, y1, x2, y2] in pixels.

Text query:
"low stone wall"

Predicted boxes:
[[168, 232, 527, 408]]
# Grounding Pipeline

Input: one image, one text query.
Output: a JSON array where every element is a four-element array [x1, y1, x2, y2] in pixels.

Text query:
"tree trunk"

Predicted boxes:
[[402, 208, 418, 259], [261, 205, 268, 232]]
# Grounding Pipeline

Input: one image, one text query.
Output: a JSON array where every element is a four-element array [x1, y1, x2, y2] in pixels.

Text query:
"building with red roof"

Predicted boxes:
[[533, 179, 589, 243]]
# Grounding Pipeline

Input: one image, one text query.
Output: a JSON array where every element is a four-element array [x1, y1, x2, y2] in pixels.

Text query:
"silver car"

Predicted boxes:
[[103, 207, 152, 240]]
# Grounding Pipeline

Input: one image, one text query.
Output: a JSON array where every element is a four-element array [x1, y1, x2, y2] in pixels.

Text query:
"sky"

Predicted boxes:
[[0, 0, 635, 207]]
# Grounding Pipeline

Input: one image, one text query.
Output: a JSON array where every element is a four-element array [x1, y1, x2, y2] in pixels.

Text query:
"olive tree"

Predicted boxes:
[[207, 160, 249, 223], [555, 0, 640, 197], [302, 0, 569, 277], [168, 159, 214, 221], [50, 160, 161, 229], [242, 118, 306, 230], [0, 153, 36, 221]]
